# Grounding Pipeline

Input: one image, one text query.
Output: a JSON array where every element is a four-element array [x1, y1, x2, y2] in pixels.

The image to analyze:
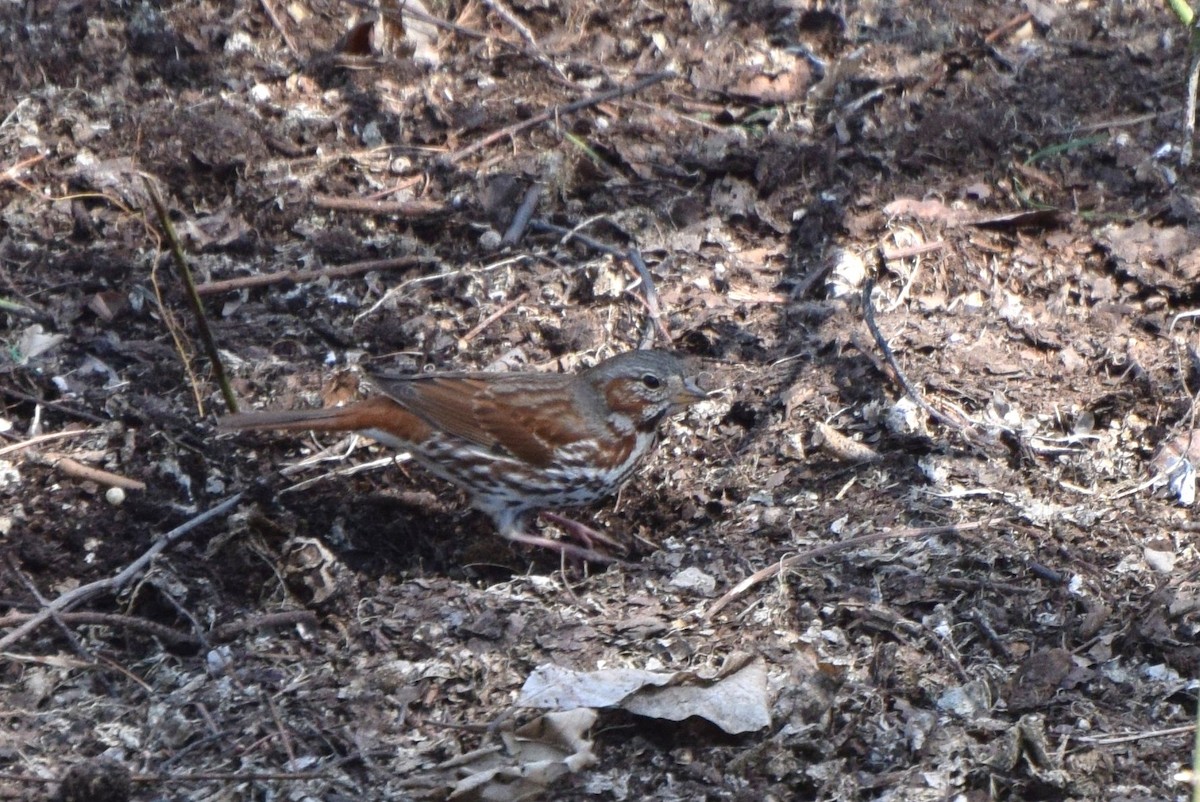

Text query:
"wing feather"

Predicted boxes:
[[368, 372, 598, 467]]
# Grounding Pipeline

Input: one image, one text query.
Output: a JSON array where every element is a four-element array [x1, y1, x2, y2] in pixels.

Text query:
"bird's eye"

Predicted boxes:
[[641, 373, 662, 389]]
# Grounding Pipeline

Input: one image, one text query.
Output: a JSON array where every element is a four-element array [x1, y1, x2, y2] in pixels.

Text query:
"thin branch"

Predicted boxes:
[[195, 255, 426, 296], [501, 185, 542, 246], [32, 452, 146, 491], [458, 292, 528, 348], [311, 195, 449, 216], [0, 295, 53, 325], [143, 178, 238, 414], [528, 218, 668, 344], [0, 493, 244, 650], [443, 71, 675, 165], [862, 253, 964, 430], [0, 609, 318, 650], [258, 0, 301, 55], [704, 518, 1003, 619], [0, 428, 95, 459]]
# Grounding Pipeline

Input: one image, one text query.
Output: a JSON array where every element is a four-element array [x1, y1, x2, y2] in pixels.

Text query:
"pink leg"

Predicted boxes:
[[499, 527, 618, 564], [539, 512, 627, 553]]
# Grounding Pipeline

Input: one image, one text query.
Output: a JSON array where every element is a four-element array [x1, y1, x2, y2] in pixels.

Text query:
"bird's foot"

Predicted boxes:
[[539, 511, 628, 555], [500, 527, 619, 564]]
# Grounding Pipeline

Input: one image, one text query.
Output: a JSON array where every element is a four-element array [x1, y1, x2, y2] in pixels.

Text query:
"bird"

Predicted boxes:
[[218, 350, 707, 562]]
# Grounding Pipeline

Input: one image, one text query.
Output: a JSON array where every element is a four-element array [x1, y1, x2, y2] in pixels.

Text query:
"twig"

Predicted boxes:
[[482, 0, 539, 48], [1075, 724, 1195, 746], [1185, 42, 1200, 168], [859, 604, 969, 682], [0, 152, 44, 190], [458, 292, 528, 348], [0, 610, 201, 649], [501, 185, 542, 246], [481, 0, 565, 80], [210, 610, 318, 642], [862, 253, 964, 430], [626, 249, 670, 345], [528, 218, 669, 344], [0, 608, 318, 651], [342, 0, 575, 90], [135, 770, 321, 784], [355, 258, 518, 322], [264, 689, 297, 764], [881, 241, 946, 261], [258, 0, 301, 55], [6, 557, 99, 668], [0, 428, 95, 459], [529, 218, 623, 258], [443, 71, 675, 165], [356, 0, 488, 40], [983, 12, 1032, 44], [0, 387, 109, 425], [704, 518, 1002, 619], [311, 195, 449, 216], [195, 255, 426, 296], [34, 452, 146, 491], [0, 295, 52, 325], [0, 493, 243, 650], [143, 178, 238, 414]]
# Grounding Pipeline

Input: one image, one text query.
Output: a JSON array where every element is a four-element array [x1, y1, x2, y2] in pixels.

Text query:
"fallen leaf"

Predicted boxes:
[[519, 654, 771, 734]]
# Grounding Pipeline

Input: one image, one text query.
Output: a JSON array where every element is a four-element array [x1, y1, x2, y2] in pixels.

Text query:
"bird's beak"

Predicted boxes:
[[673, 377, 709, 407]]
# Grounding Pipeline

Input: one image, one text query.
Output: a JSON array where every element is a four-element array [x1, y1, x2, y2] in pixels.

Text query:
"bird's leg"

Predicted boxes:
[[539, 512, 628, 554], [498, 525, 618, 564]]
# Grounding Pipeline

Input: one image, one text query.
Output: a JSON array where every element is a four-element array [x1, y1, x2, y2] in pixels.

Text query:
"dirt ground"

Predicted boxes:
[[4, 0, 1200, 799]]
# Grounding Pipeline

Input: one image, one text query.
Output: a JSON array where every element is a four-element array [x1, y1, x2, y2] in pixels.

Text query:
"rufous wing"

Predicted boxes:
[[368, 373, 597, 467]]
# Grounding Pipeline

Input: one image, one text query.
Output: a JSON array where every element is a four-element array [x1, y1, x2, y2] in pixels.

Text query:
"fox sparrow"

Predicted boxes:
[[218, 350, 706, 562]]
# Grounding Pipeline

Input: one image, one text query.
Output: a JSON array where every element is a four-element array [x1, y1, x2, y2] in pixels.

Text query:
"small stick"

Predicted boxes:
[[0, 296, 52, 325], [881, 241, 946, 261], [363, 174, 424, 201], [443, 71, 674, 165], [210, 610, 318, 642], [33, 452, 146, 490], [0, 152, 44, 189], [258, 0, 300, 55], [6, 557, 99, 668], [528, 219, 669, 344], [458, 292, 528, 348], [133, 770, 321, 784], [343, 0, 575, 90], [501, 185, 542, 246], [1, 388, 108, 425], [0, 610, 202, 649], [862, 254, 964, 430], [0, 493, 243, 650], [0, 609, 319, 649], [0, 428, 95, 458], [363, 0, 489, 40], [1076, 724, 1196, 746], [704, 518, 1001, 619], [529, 218, 622, 258], [143, 178, 238, 414], [264, 691, 297, 765], [195, 255, 425, 296], [481, 0, 565, 80], [983, 11, 1032, 44], [626, 248, 670, 343], [1184, 43, 1200, 167], [311, 195, 448, 216], [482, 0, 539, 48]]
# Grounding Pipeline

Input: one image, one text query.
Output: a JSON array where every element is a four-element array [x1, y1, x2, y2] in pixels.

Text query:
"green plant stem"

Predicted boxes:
[[1167, 0, 1195, 26]]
